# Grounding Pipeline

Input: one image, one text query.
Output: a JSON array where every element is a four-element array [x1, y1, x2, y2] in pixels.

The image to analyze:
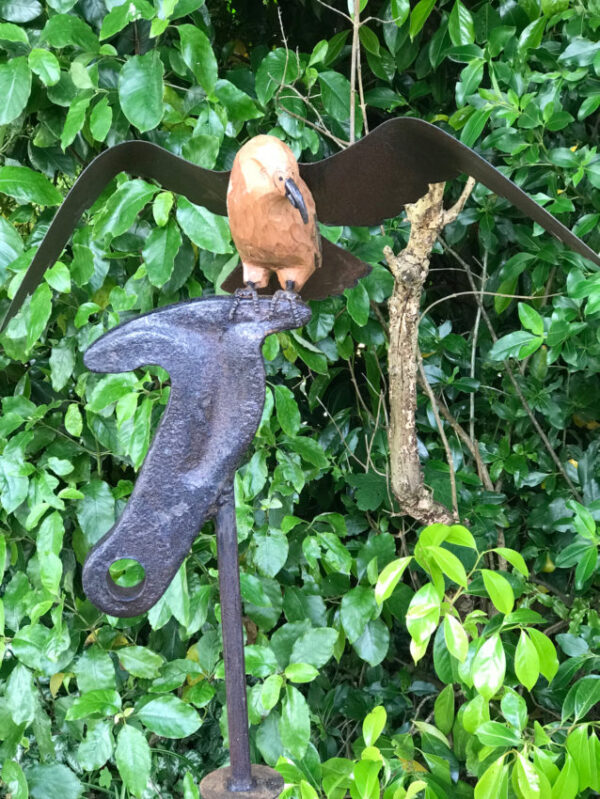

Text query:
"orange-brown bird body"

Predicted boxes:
[[227, 136, 321, 293]]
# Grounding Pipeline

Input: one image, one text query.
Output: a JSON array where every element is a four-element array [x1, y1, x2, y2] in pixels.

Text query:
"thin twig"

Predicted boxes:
[[349, 0, 360, 144], [470, 250, 487, 442]]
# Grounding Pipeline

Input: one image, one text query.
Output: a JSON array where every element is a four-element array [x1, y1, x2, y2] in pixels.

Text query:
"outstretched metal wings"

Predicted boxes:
[[2, 117, 599, 330]]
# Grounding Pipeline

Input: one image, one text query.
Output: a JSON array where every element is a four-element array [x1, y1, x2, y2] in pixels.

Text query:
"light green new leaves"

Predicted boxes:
[[472, 635, 505, 700], [179, 24, 218, 94], [363, 706, 386, 746], [444, 614, 469, 662], [406, 583, 440, 661], [118, 50, 164, 132], [89, 96, 112, 142], [375, 556, 411, 604], [115, 725, 151, 798], [481, 569, 514, 615], [515, 630, 540, 691], [0, 57, 31, 124]]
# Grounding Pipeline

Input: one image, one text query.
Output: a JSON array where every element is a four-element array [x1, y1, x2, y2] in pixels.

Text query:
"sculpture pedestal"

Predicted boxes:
[[200, 765, 283, 799]]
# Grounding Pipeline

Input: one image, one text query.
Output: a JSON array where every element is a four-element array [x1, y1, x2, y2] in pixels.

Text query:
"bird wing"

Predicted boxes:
[[300, 117, 600, 268], [1, 141, 230, 332], [221, 236, 370, 300]]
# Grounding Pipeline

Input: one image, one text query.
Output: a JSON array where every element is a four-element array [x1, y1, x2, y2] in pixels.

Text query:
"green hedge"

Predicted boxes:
[[0, 1, 599, 797]]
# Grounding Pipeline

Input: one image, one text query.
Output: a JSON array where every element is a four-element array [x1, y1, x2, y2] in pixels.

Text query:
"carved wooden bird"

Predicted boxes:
[[3, 118, 600, 331], [226, 135, 321, 301]]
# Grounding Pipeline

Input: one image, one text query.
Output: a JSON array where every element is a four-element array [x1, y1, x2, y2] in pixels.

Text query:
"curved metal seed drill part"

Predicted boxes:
[[82, 295, 311, 617]]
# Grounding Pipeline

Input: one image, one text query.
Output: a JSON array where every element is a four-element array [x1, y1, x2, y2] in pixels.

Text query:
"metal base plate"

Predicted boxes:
[[200, 765, 283, 799]]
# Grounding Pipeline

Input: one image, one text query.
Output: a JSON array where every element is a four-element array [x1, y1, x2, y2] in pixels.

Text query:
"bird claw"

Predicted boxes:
[[269, 289, 301, 326], [229, 284, 260, 319]]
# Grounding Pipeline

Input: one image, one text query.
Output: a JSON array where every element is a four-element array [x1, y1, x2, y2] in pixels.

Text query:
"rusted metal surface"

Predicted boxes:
[[82, 295, 311, 618]]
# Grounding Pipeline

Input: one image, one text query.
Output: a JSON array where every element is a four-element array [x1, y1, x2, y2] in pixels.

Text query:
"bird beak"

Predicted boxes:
[[284, 178, 309, 224]]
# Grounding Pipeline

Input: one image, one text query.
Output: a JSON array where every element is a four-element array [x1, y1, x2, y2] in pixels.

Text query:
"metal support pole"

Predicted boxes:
[[200, 485, 283, 799], [215, 484, 252, 791]]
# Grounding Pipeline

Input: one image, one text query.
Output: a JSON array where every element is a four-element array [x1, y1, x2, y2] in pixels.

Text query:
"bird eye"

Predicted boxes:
[[278, 177, 283, 181]]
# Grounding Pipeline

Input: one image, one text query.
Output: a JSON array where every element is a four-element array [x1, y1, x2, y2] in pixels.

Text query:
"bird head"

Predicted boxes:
[[234, 136, 310, 224]]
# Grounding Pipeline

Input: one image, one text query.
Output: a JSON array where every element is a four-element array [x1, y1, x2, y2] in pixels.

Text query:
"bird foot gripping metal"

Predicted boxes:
[[82, 294, 310, 798]]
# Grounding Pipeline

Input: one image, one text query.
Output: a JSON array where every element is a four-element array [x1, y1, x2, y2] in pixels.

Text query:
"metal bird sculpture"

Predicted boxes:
[[2, 117, 600, 331]]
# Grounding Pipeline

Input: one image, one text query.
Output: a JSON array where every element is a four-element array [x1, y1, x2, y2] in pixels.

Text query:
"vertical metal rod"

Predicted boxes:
[[215, 485, 253, 792]]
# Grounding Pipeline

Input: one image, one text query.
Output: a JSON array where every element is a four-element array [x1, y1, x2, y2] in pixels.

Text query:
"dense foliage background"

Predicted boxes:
[[0, 0, 599, 797]]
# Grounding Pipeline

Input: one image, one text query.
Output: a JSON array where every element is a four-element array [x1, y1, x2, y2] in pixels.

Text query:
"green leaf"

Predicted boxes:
[[61, 90, 93, 149], [318, 70, 351, 120], [550, 753, 578, 799], [179, 24, 218, 94], [256, 48, 299, 106], [118, 646, 163, 679], [391, 0, 410, 26], [501, 689, 527, 730], [50, 337, 76, 391], [6, 663, 36, 725], [434, 684, 455, 735], [280, 685, 310, 759], [514, 753, 541, 799], [443, 614, 469, 662], [476, 720, 521, 748], [528, 628, 558, 683], [65, 403, 83, 437], [427, 546, 468, 587], [183, 772, 200, 799], [375, 556, 411, 604], [518, 303, 544, 336], [472, 635, 505, 700], [0, 56, 31, 124], [284, 663, 319, 683], [474, 756, 508, 799], [0, 0, 42, 22], [42, 14, 98, 50], [1, 760, 28, 799], [261, 674, 283, 710], [345, 281, 370, 326], [66, 689, 122, 720], [406, 583, 441, 646], [448, 1, 475, 45], [94, 179, 157, 239], [274, 384, 301, 436], [26, 764, 83, 799], [138, 694, 201, 738], [493, 547, 528, 576], [340, 586, 377, 643], [89, 96, 112, 142], [118, 50, 164, 132], [28, 48, 60, 86], [215, 79, 262, 122], [514, 630, 540, 691], [481, 569, 514, 614], [153, 191, 174, 226], [362, 706, 386, 746], [77, 720, 113, 771], [562, 675, 600, 721], [176, 197, 232, 254], [77, 479, 116, 548], [290, 627, 338, 668], [115, 725, 151, 798], [460, 107, 492, 147], [0, 165, 62, 206], [352, 618, 389, 667], [88, 373, 138, 412], [142, 219, 182, 287], [409, 0, 436, 38]]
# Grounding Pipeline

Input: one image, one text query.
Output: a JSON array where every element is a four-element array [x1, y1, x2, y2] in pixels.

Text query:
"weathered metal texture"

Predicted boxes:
[[82, 295, 311, 618], [200, 765, 284, 799]]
